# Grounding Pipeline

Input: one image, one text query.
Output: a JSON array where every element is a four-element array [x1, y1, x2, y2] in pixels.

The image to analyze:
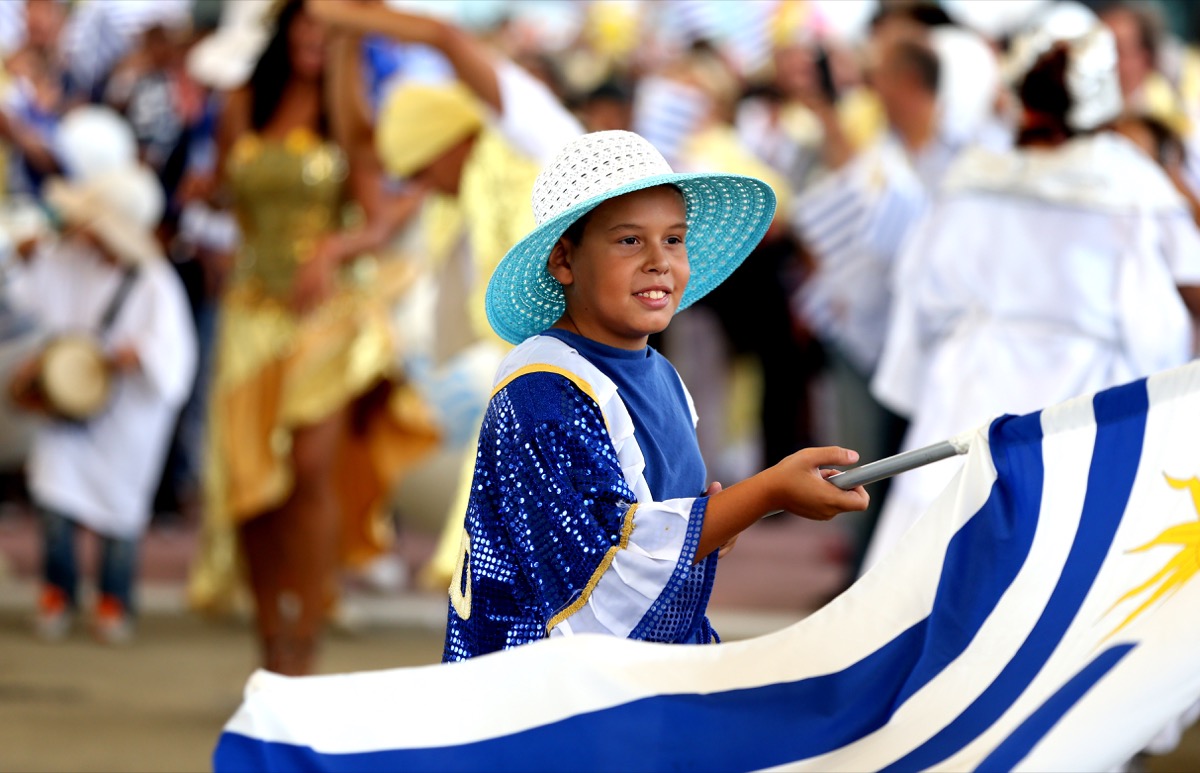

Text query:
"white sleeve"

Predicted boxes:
[[492, 59, 582, 165], [114, 263, 198, 407], [870, 211, 941, 418], [552, 497, 707, 639], [1157, 210, 1200, 286]]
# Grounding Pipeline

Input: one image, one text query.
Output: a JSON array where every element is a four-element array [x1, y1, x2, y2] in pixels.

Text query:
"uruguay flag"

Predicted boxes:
[[215, 361, 1200, 772]]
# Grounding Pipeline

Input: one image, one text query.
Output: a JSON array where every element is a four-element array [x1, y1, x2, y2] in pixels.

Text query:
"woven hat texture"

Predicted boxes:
[[485, 130, 776, 345], [45, 165, 165, 265]]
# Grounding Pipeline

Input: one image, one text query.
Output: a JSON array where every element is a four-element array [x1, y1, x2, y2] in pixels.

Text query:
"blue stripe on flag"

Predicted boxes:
[[974, 644, 1136, 772], [881, 378, 1150, 772], [890, 408, 1046, 709], [214, 409, 1052, 773]]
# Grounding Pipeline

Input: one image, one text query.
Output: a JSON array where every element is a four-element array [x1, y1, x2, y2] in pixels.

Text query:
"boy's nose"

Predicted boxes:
[[644, 244, 670, 273]]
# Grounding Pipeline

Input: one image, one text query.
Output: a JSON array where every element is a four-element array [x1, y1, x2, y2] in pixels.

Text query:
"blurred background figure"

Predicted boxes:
[[789, 4, 1002, 570], [188, 0, 438, 676], [865, 9, 1200, 571], [6, 150, 195, 645], [307, 0, 583, 593]]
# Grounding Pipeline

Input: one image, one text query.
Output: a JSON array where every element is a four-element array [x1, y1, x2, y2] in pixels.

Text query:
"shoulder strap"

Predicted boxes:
[[97, 264, 141, 335]]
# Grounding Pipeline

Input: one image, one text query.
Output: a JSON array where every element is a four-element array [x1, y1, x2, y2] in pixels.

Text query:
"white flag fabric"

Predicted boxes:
[[215, 361, 1200, 772]]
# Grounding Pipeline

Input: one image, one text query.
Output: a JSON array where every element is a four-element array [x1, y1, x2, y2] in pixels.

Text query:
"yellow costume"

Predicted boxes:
[[374, 69, 580, 591], [416, 126, 543, 588], [190, 128, 438, 613]]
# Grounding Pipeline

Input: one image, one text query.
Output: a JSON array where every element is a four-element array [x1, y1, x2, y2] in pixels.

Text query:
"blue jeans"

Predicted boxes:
[[39, 505, 138, 613]]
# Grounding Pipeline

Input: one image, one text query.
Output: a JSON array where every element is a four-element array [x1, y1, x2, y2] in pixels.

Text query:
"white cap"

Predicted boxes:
[[55, 106, 138, 182], [1004, 2, 1122, 131]]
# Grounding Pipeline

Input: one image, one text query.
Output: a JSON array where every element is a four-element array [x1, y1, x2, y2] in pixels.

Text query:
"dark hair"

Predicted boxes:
[[248, 0, 328, 136], [585, 78, 634, 107], [893, 40, 940, 94], [870, 2, 955, 32], [1016, 44, 1076, 146], [561, 212, 592, 246]]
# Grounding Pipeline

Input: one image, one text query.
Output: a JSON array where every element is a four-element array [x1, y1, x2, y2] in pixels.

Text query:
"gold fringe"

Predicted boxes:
[[546, 502, 639, 633]]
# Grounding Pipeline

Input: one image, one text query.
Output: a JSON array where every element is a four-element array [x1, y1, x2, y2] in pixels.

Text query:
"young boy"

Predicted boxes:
[[7, 163, 197, 643], [444, 131, 868, 661]]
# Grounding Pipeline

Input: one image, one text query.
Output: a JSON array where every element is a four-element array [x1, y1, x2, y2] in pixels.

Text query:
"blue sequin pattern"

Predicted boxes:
[[443, 371, 717, 662]]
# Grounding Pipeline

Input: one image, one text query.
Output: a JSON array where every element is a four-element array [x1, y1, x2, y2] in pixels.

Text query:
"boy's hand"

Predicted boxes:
[[765, 446, 869, 521]]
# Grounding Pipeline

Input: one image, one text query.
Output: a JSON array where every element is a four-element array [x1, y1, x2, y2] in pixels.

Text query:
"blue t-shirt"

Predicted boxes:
[[541, 328, 706, 500]]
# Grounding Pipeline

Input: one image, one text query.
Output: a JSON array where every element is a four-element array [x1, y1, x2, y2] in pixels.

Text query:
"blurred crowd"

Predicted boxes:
[[1, 0, 1199, 685]]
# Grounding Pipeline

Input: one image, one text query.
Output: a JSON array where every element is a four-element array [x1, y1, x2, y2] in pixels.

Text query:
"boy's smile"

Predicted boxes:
[[547, 185, 690, 350]]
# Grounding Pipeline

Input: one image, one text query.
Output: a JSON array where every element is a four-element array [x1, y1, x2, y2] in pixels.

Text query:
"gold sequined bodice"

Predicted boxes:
[[226, 128, 348, 298]]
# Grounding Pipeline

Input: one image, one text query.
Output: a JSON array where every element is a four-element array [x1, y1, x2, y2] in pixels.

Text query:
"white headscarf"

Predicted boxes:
[[1003, 1, 1123, 131]]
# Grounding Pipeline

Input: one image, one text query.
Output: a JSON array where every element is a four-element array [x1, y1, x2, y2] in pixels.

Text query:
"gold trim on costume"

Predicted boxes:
[[490, 364, 610, 431], [546, 502, 639, 633]]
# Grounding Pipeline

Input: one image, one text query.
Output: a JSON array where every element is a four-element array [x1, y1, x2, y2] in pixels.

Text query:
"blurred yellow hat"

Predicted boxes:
[[377, 82, 486, 179]]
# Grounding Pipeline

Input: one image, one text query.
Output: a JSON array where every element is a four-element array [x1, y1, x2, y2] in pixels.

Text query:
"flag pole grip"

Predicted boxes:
[[828, 440, 964, 491]]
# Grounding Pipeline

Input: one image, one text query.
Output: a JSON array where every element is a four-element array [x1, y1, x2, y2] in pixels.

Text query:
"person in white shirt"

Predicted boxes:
[[6, 162, 197, 643], [792, 18, 1001, 569], [865, 20, 1200, 572]]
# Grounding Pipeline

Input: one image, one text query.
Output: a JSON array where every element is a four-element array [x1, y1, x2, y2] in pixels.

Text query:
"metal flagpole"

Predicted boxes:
[[828, 439, 967, 491]]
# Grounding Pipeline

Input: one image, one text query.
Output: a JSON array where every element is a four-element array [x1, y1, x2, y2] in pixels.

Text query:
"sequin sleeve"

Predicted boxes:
[[444, 371, 716, 661]]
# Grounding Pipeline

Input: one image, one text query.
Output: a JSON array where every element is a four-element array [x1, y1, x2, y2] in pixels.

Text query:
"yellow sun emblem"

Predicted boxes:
[[1105, 475, 1200, 639]]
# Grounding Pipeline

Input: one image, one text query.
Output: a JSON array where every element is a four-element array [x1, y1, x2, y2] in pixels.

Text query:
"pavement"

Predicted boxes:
[[0, 503, 1197, 772]]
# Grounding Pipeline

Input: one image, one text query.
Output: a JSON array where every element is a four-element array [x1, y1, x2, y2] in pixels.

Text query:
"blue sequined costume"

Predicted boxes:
[[443, 334, 718, 662]]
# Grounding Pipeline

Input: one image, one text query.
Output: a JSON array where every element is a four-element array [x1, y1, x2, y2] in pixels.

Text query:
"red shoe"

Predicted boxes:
[[34, 586, 72, 642], [93, 594, 133, 645]]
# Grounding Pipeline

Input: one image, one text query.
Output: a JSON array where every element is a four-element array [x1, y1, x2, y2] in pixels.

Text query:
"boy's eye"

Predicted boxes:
[[619, 236, 639, 245], [666, 235, 684, 245]]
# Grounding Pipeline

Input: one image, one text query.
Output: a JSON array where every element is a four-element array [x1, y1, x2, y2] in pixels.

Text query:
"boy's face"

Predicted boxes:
[[548, 185, 690, 350]]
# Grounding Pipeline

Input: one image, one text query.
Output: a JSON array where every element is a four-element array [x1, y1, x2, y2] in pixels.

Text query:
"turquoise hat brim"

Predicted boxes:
[[485, 172, 777, 345]]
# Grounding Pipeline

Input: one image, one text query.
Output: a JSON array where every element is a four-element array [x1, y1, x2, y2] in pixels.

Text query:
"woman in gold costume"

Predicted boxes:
[[193, 0, 436, 676]]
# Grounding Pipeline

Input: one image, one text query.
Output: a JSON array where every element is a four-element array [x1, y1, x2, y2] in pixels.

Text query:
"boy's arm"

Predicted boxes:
[[696, 447, 869, 562]]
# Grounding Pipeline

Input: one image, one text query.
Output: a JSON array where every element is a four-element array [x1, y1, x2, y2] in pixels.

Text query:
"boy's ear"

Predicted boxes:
[[547, 238, 574, 287]]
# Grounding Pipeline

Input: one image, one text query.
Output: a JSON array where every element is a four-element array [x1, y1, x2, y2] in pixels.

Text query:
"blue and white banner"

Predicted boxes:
[[215, 361, 1200, 772]]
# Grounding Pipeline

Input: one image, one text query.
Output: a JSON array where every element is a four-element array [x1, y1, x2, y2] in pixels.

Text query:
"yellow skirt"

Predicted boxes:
[[189, 264, 439, 614]]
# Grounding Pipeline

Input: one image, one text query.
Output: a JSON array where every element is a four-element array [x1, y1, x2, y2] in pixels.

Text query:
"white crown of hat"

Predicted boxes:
[[531, 131, 675, 226], [55, 106, 138, 182]]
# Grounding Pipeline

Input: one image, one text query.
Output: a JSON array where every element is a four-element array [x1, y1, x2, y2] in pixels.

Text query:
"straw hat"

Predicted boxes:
[[186, 0, 275, 90], [44, 165, 165, 266], [484, 130, 776, 345]]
